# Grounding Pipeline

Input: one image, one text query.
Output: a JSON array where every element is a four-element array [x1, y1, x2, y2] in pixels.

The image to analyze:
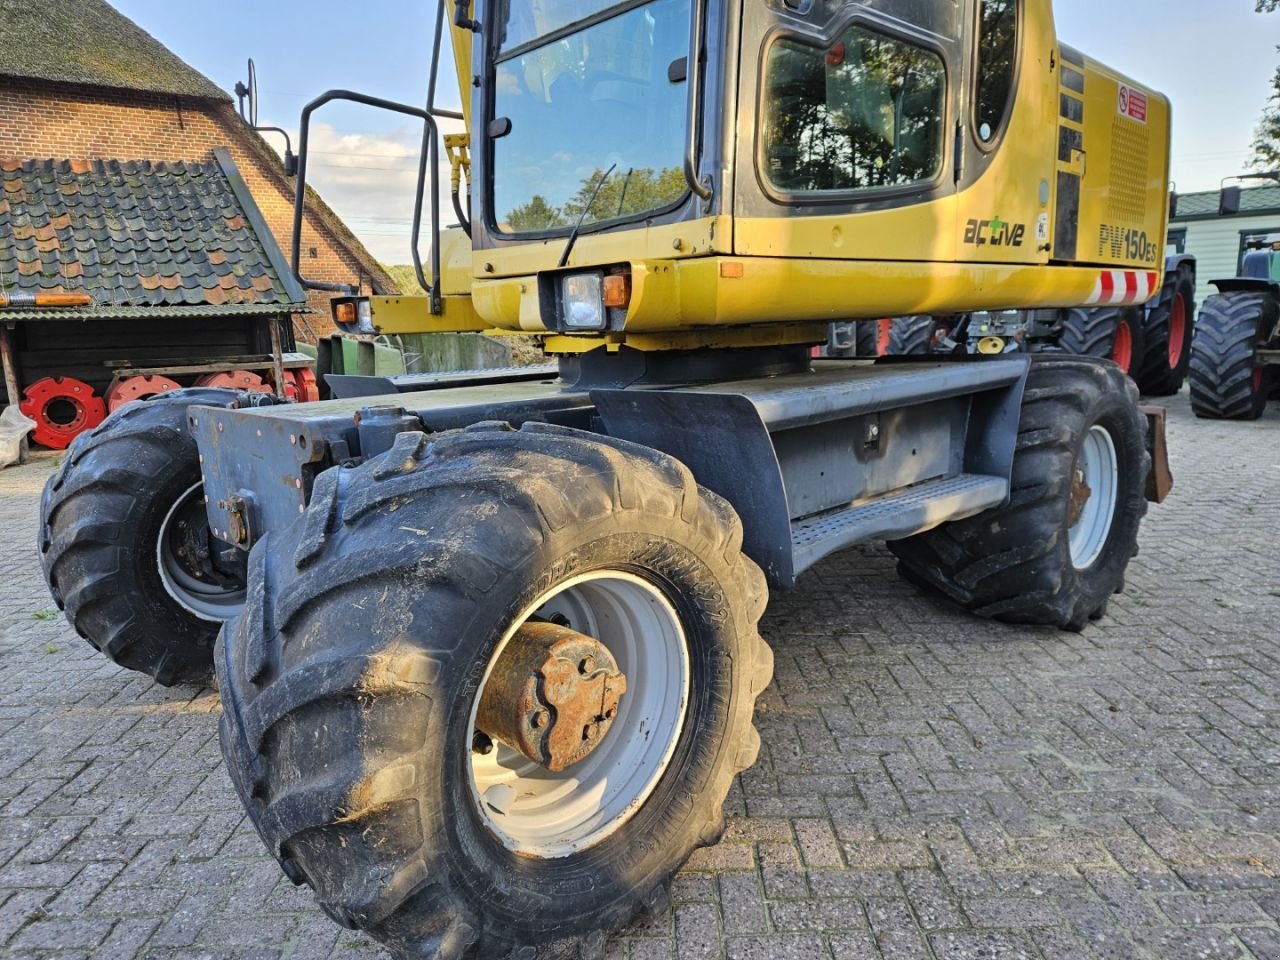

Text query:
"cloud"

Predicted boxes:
[[274, 120, 468, 264]]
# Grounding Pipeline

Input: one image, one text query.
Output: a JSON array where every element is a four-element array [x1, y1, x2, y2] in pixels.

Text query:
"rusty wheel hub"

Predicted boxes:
[[1068, 466, 1093, 528], [476, 620, 628, 772], [467, 571, 690, 859]]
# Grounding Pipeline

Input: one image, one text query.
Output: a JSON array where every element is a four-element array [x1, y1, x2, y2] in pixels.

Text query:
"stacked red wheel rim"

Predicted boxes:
[[104, 375, 182, 413], [283, 368, 321, 403], [19, 376, 107, 450], [193, 370, 273, 393]]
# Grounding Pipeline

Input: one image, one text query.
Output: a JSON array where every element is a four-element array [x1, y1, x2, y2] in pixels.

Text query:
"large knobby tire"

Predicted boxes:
[[216, 422, 773, 959], [1189, 291, 1278, 421], [1059, 306, 1146, 379], [855, 321, 882, 358], [39, 388, 247, 685], [889, 356, 1149, 631], [887, 316, 936, 356], [1136, 265, 1195, 396]]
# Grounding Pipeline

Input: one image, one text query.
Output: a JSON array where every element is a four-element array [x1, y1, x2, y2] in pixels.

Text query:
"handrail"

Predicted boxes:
[[290, 90, 442, 313], [682, 0, 712, 203]]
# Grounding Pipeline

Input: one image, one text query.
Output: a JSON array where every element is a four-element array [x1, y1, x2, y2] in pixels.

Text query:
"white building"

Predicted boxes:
[[1169, 184, 1280, 308]]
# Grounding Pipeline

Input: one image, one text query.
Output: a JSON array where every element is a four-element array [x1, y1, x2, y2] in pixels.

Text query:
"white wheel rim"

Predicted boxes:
[[1069, 425, 1119, 570], [467, 571, 690, 859], [157, 482, 247, 622]]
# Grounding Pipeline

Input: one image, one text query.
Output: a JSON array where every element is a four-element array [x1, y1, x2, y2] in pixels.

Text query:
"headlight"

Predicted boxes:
[[561, 273, 606, 330], [333, 298, 376, 335]]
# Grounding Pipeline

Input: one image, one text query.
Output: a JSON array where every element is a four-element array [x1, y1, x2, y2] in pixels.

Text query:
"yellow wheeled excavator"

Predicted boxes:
[[39, 1, 1174, 956]]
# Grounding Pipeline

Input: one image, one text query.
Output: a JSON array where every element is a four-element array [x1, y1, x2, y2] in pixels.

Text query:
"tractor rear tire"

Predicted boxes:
[[1059, 306, 1145, 379], [1136, 264, 1195, 396], [1189, 291, 1278, 421], [216, 422, 773, 959], [889, 356, 1149, 631], [39, 388, 247, 685], [887, 316, 936, 355]]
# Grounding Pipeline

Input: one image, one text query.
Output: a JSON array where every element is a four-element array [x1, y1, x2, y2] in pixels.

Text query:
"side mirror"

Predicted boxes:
[[1168, 192, 1178, 220], [282, 149, 298, 178], [1220, 185, 1242, 217]]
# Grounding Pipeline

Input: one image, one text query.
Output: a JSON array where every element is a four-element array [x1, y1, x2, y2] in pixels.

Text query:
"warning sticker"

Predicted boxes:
[[1117, 84, 1148, 124]]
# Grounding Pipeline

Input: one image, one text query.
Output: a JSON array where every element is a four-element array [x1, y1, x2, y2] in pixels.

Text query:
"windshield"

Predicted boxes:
[[490, 0, 691, 236]]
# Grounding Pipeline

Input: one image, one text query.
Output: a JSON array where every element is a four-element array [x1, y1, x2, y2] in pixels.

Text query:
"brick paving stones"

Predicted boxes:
[[2, 392, 1278, 958]]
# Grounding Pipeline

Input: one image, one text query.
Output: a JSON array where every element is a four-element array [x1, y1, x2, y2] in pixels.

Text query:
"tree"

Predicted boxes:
[[1253, 3, 1280, 168], [1254, 63, 1280, 170], [506, 194, 565, 232]]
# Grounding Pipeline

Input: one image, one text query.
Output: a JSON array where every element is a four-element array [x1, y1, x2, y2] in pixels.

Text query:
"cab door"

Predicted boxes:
[[952, 0, 1060, 267], [732, 1, 963, 264]]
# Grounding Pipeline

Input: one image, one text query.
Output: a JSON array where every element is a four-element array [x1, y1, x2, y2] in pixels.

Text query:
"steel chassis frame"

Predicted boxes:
[[192, 354, 1030, 590]]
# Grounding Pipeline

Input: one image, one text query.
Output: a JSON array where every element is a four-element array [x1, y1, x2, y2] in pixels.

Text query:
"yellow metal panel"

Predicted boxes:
[[735, 197, 958, 263], [475, 217, 733, 278], [953, 1, 1059, 267], [1073, 58, 1172, 270], [366, 295, 490, 334], [471, 255, 1156, 338]]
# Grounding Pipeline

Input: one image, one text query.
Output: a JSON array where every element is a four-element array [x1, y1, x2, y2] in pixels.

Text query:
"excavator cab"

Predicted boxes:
[[402, 0, 1172, 350]]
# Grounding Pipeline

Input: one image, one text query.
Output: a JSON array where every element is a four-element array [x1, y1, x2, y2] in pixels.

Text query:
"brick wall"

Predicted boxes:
[[0, 78, 391, 337]]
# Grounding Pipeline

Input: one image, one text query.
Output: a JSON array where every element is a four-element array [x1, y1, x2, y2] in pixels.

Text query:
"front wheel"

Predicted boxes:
[[217, 423, 773, 959], [889, 356, 1149, 631]]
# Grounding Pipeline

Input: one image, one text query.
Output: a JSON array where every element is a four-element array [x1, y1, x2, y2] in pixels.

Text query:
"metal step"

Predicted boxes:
[[790, 473, 1008, 576]]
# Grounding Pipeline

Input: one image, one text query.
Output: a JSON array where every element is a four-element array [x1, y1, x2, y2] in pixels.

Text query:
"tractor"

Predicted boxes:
[[1190, 218, 1280, 419], [38, 0, 1174, 956]]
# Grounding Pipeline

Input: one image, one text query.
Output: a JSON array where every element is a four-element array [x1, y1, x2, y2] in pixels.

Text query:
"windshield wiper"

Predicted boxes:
[[558, 163, 617, 268], [615, 168, 635, 217]]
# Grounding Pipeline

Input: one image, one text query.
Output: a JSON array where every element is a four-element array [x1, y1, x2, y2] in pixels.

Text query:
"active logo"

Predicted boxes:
[[964, 217, 1026, 248]]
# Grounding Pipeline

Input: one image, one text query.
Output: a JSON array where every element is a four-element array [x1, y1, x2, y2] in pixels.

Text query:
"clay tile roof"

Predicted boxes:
[[0, 154, 307, 315], [0, 0, 229, 101]]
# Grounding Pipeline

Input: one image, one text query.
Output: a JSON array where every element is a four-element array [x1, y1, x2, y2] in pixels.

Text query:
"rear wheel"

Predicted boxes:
[[1059, 307, 1145, 379], [1189, 291, 1278, 421], [887, 316, 937, 356], [39, 388, 247, 684], [889, 356, 1149, 631], [216, 423, 773, 959], [1136, 265, 1196, 396]]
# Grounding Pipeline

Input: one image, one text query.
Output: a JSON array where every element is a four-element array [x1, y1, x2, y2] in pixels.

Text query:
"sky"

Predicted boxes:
[[111, 0, 1280, 264]]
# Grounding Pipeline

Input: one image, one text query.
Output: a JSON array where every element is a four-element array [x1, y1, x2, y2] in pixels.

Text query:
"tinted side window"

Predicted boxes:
[[974, 0, 1017, 143], [763, 25, 946, 195]]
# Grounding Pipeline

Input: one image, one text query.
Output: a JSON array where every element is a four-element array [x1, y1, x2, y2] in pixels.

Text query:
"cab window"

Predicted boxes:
[[973, 0, 1017, 144], [762, 24, 946, 195]]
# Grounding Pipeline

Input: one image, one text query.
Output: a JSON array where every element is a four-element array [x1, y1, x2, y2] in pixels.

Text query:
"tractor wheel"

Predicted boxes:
[[887, 316, 936, 355], [39, 388, 248, 685], [1136, 265, 1195, 396], [856, 321, 882, 358], [1058, 306, 1145, 379], [216, 422, 773, 959], [1189, 291, 1278, 421], [889, 356, 1149, 631]]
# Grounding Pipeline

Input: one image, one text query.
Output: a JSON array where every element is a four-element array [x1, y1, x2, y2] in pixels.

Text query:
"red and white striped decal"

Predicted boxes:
[[1085, 270, 1159, 306]]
